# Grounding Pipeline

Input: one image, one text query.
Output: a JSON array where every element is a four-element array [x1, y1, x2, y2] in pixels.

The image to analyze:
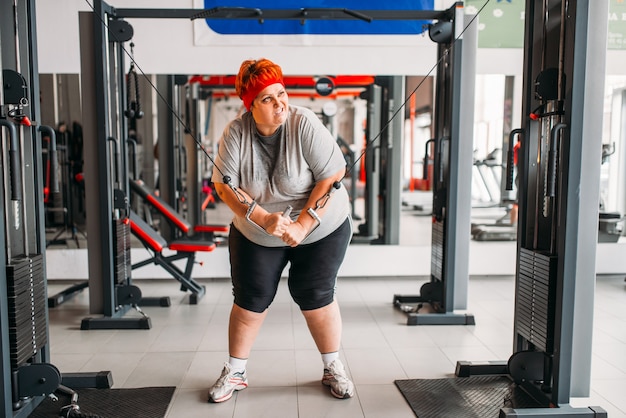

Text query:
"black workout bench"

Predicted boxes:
[[130, 178, 229, 241], [128, 211, 216, 304]]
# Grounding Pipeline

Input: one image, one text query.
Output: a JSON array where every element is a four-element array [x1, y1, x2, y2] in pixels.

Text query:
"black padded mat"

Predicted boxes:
[[29, 386, 176, 418], [395, 376, 536, 418]]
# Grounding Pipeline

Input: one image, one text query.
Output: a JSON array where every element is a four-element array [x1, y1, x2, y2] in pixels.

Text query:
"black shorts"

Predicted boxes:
[[228, 217, 351, 313]]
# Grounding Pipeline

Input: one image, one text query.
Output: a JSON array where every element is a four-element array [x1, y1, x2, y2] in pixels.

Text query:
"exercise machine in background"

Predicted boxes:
[[394, 2, 477, 325], [455, 1, 607, 415], [470, 143, 519, 242], [79, 0, 234, 328]]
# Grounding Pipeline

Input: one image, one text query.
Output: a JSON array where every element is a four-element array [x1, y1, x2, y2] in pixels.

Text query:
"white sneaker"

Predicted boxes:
[[322, 359, 354, 399], [208, 363, 248, 403]]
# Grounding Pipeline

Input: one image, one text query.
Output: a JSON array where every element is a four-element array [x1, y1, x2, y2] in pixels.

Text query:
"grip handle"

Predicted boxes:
[[38, 125, 59, 193], [547, 123, 567, 198], [505, 129, 524, 191], [0, 120, 22, 201]]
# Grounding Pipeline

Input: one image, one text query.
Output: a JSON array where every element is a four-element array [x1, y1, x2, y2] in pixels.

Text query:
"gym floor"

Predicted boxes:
[[44, 201, 626, 418], [46, 275, 626, 417]]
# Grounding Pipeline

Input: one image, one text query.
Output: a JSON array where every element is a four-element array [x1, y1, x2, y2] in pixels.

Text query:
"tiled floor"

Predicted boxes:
[[46, 273, 626, 418], [43, 195, 625, 416]]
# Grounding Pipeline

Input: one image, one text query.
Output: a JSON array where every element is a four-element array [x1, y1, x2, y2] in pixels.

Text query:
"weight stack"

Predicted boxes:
[[114, 218, 131, 286], [516, 248, 557, 352], [431, 220, 444, 282], [6, 254, 47, 370]]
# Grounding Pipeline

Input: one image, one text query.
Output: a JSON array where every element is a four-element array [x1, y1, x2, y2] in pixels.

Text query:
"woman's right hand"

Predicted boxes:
[[264, 212, 293, 237]]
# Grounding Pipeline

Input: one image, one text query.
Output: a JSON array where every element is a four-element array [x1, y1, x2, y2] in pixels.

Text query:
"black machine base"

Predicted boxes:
[[397, 375, 607, 418], [48, 283, 172, 308], [405, 310, 475, 325], [140, 296, 171, 307], [189, 286, 206, 305], [80, 316, 152, 330], [456, 360, 509, 377], [393, 292, 476, 326], [62, 371, 113, 389], [48, 282, 89, 308], [499, 406, 607, 417], [454, 361, 607, 417], [471, 224, 517, 241]]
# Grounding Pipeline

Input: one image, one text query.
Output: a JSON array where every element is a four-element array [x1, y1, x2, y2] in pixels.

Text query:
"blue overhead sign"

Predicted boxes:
[[202, 1, 435, 35]]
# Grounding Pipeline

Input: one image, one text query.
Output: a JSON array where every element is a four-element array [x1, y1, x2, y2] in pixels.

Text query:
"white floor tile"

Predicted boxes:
[[122, 352, 195, 388], [232, 386, 298, 418], [343, 348, 407, 385], [357, 384, 416, 418], [297, 385, 365, 418]]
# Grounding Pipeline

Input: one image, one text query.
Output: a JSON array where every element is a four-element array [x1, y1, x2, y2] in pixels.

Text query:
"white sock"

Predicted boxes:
[[228, 356, 248, 373], [321, 352, 339, 369]]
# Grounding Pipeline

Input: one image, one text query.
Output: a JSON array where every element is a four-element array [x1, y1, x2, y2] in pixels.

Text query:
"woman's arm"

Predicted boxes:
[[214, 182, 292, 237]]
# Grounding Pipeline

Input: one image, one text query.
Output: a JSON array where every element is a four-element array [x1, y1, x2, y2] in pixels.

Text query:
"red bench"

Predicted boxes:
[[128, 211, 216, 304]]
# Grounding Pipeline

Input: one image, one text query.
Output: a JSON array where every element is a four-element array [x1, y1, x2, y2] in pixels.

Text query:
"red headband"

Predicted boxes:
[[240, 76, 284, 111]]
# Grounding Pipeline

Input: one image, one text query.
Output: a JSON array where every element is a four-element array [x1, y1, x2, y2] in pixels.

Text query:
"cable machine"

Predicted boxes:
[[454, 1, 608, 415], [393, 3, 477, 325], [1, 1, 112, 416], [0, 2, 61, 415], [79, 1, 159, 330]]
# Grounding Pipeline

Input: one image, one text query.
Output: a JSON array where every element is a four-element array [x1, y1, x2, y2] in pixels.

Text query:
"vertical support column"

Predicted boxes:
[[79, 8, 114, 316], [353, 83, 381, 242], [156, 74, 177, 240], [378, 76, 404, 245], [186, 82, 200, 228], [365, 84, 381, 241], [446, 10, 476, 311], [564, 0, 607, 399]]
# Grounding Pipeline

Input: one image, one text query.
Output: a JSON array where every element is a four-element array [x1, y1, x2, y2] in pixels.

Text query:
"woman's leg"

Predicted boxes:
[[228, 304, 268, 359], [288, 219, 354, 399], [301, 300, 353, 399], [289, 219, 351, 352], [227, 225, 287, 357], [301, 300, 341, 353], [208, 226, 286, 403]]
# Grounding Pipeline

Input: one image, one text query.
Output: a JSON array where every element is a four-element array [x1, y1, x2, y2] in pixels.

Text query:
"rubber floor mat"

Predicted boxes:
[[395, 376, 535, 418], [29, 386, 176, 418]]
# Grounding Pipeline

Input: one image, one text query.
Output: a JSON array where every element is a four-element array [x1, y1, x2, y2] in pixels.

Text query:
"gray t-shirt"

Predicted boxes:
[[212, 105, 351, 247]]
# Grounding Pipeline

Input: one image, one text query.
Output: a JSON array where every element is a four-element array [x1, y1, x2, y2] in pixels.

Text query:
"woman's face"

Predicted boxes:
[[250, 83, 288, 136]]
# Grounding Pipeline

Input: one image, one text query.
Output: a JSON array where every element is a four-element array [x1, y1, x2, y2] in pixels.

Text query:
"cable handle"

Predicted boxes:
[[108, 136, 122, 185], [423, 138, 435, 180], [38, 125, 60, 193], [547, 123, 567, 198], [127, 137, 138, 180], [437, 137, 450, 184], [0, 119, 22, 201], [505, 128, 524, 191]]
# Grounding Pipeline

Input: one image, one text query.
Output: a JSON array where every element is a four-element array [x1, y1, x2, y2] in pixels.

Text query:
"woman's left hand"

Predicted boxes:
[[281, 222, 308, 247]]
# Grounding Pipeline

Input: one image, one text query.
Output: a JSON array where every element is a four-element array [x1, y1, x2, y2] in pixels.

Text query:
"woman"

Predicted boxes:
[[208, 58, 354, 403]]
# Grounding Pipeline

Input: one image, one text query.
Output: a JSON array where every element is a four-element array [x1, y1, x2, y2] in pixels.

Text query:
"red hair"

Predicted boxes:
[[236, 58, 284, 111]]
